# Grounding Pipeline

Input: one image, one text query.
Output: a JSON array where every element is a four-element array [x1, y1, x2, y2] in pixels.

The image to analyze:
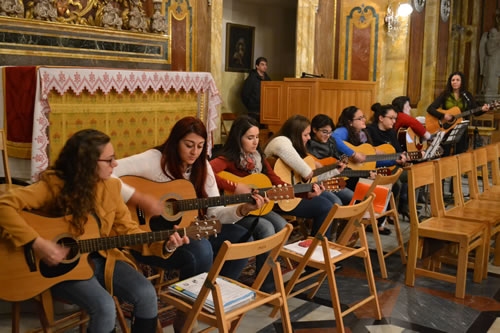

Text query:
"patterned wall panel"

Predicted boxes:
[[343, 4, 379, 81], [167, 0, 194, 71], [47, 89, 199, 160]]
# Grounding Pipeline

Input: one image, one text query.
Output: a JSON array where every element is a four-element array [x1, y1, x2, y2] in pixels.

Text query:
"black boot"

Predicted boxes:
[[131, 316, 158, 333]]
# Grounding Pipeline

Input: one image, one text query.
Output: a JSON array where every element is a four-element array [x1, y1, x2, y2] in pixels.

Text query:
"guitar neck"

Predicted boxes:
[[365, 153, 401, 162], [336, 169, 371, 178], [312, 162, 340, 177], [456, 106, 482, 119], [77, 229, 180, 253], [176, 192, 265, 212]]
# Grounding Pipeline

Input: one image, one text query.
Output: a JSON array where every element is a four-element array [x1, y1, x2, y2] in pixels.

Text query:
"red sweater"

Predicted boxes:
[[210, 156, 286, 192], [394, 112, 427, 137]]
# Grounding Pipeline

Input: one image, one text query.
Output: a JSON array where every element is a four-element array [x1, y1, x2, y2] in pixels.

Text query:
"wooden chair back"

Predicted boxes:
[[457, 152, 481, 200], [220, 113, 237, 140], [433, 156, 464, 210], [485, 144, 500, 186], [0, 129, 12, 185], [407, 161, 440, 223], [473, 147, 491, 191], [162, 224, 294, 333]]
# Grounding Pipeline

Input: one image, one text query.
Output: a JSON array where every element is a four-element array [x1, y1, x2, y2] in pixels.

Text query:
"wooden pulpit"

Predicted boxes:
[[260, 78, 376, 131]]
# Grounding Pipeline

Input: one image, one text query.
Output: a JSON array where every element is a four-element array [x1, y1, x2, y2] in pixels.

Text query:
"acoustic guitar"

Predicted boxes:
[[397, 127, 428, 152], [309, 155, 392, 177], [342, 142, 423, 170], [216, 171, 345, 214], [425, 100, 500, 134], [0, 211, 221, 302], [120, 176, 295, 228], [273, 156, 347, 211]]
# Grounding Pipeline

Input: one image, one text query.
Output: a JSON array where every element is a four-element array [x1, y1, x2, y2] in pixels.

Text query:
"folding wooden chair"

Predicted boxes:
[[11, 290, 88, 333], [341, 169, 407, 279], [160, 224, 293, 333], [405, 161, 485, 299], [457, 152, 500, 269], [271, 195, 381, 333], [220, 113, 237, 141]]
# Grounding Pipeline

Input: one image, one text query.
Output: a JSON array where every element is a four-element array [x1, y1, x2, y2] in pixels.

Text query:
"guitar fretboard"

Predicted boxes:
[[77, 229, 182, 253], [337, 170, 372, 178], [174, 191, 271, 212], [312, 162, 340, 177]]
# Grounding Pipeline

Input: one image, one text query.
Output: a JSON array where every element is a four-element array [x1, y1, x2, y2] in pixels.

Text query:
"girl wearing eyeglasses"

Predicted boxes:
[[0, 129, 175, 332]]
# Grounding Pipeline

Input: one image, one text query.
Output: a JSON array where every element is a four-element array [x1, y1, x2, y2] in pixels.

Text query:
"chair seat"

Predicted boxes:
[[464, 200, 500, 212], [478, 191, 500, 201], [444, 206, 500, 224], [419, 217, 485, 242]]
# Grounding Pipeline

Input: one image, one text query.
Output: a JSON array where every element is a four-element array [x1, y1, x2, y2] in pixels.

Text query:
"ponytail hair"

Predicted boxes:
[[371, 103, 395, 124]]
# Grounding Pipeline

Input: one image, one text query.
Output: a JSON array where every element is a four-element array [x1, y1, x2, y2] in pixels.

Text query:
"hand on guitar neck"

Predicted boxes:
[[237, 191, 269, 217]]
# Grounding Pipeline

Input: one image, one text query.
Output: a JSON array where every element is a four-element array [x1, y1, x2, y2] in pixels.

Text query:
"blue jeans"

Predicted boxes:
[[209, 223, 253, 280], [51, 255, 157, 333], [277, 191, 336, 237], [130, 238, 213, 280], [334, 187, 354, 205], [236, 211, 287, 291]]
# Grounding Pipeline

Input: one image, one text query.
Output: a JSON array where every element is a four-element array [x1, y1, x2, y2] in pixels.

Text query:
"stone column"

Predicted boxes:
[[210, 0, 223, 144], [296, 0, 319, 77]]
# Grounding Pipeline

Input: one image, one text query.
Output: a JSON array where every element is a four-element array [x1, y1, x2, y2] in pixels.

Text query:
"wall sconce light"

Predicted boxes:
[[385, 1, 413, 41]]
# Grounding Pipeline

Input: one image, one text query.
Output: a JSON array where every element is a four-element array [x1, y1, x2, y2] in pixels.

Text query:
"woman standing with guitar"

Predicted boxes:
[[264, 115, 347, 237], [427, 71, 490, 155], [0, 129, 182, 332]]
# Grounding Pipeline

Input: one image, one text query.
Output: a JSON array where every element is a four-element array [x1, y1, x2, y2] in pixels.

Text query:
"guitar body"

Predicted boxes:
[[397, 127, 427, 152], [342, 142, 377, 170], [216, 172, 274, 215], [425, 106, 462, 134], [273, 156, 317, 212], [0, 212, 96, 301], [120, 176, 198, 229]]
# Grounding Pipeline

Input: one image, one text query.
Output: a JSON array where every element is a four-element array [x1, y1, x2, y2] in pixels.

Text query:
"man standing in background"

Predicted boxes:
[[241, 57, 271, 128]]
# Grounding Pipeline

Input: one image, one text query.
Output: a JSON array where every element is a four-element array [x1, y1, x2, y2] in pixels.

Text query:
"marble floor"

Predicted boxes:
[[2, 210, 500, 332]]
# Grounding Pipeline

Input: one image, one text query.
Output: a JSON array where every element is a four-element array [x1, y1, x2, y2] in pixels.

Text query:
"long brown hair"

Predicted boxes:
[[337, 105, 372, 146], [42, 129, 110, 235], [267, 115, 311, 158], [155, 117, 208, 198]]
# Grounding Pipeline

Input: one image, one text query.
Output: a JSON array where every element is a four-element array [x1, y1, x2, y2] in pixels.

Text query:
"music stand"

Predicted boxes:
[[423, 130, 446, 160], [442, 120, 470, 146]]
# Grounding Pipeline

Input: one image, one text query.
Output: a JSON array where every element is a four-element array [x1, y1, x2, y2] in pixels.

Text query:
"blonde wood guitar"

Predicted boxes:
[[273, 156, 347, 211], [309, 154, 392, 177], [0, 211, 221, 302], [397, 127, 428, 152], [121, 176, 295, 227], [342, 142, 423, 171], [425, 100, 500, 134], [216, 172, 276, 216]]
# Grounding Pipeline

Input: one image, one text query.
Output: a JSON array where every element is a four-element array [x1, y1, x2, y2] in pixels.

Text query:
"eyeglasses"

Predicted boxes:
[[98, 157, 116, 165], [384, 116, 398, 121], [319, 129, 333, 135], [352, 115, 366, 121]]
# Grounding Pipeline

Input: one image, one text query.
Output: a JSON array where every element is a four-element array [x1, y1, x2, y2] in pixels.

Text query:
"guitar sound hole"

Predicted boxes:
[[164, 200, 179, 216], [39, 236, 80, 278]]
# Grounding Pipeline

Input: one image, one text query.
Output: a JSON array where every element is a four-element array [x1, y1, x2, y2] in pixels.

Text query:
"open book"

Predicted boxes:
[[168, 272, 256, 313]]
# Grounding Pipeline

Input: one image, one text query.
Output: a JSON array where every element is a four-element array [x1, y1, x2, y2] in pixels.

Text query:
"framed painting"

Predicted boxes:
[[225, 23, 255, 72]]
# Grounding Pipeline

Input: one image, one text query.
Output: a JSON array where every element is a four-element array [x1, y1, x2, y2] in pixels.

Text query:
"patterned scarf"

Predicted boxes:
[[239, 152, 262, 174]]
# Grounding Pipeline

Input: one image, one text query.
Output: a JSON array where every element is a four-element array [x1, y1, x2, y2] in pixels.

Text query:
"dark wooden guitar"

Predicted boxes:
[[0, 211, 221, 302], [425, 100, 500, 134]]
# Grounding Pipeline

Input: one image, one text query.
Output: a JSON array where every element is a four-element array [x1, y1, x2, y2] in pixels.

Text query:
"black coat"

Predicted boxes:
[[241, 69, 271, 112]]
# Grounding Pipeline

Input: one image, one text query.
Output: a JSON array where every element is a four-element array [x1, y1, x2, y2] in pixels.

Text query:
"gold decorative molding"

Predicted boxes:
[[296, 0, 319, 77]]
